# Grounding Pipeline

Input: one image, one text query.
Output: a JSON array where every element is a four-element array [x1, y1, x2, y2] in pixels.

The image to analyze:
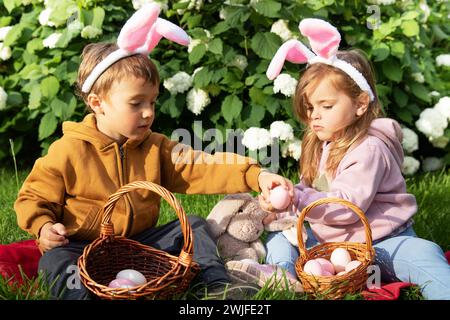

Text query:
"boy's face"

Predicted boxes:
[[306, 77, 367, 141], [92, 76, 159, 144]]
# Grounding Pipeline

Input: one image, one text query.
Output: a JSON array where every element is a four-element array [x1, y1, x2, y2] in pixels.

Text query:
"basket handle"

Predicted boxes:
[[296, 197, 373, 261], [100, 181, 195, 267]]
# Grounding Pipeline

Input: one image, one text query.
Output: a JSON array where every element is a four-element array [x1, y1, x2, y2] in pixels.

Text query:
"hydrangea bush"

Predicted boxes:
[[0, 0, 449, 175]]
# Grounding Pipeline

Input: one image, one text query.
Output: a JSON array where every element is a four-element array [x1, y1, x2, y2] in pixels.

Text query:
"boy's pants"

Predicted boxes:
[[38, 215, 229, 299]]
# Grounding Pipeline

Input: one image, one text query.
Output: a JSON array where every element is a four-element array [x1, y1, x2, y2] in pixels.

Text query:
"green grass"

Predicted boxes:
[[1, 166, 449, 300]]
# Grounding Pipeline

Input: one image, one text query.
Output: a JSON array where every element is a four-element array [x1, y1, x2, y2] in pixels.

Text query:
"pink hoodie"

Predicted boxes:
[[291, 118, 417, 243]]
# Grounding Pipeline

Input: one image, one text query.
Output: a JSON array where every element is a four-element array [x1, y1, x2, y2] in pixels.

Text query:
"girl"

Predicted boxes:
[[231, 18, 450, 300]]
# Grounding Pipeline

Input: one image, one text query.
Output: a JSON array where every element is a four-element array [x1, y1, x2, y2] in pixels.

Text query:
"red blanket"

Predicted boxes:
[[0, 240, 41, 285], [1, 240, 449, 298]]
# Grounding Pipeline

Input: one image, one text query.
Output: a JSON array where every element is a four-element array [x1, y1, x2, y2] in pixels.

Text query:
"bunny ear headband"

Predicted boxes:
[[81, 3, 190, 93], [266, 18, 375, 102]]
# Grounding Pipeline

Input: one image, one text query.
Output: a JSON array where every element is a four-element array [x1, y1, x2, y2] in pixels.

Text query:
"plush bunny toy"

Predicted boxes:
[[206, 193, 305, 263]]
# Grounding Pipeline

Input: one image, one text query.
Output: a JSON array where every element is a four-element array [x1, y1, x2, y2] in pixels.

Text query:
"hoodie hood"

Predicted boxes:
[[62, 114, 150, 150], [367, 118, 404, 167]]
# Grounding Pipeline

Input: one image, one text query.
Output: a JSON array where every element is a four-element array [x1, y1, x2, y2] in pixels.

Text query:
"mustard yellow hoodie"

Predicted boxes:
[[15, 114, 262, 241]]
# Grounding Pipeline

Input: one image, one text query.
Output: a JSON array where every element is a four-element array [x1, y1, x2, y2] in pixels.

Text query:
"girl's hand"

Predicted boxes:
[[257, 171, 294, 211], [38, 222, 69, 253]]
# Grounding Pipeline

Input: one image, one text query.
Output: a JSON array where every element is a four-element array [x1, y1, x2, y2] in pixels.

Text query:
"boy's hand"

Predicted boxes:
[[257, 171, 294, 211], [38, 222, 69, 252]]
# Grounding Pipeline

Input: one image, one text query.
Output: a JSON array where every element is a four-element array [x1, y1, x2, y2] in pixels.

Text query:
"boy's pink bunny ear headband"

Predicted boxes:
[[266, 18, 375, 102], [81, 3, 190, 93]]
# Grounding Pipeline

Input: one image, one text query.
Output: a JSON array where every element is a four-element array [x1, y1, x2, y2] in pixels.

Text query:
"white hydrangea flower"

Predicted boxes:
[[401, 156, 420, 176], [415, 108, 447, 139], [219, 8, 227, 20], [434, 96, 450, 121], [273, 73, 298, 97], [412, 72, 424, 83], [132, 0, 168, 11], [229, 55, 248, 71], [422, 157, 444, 172], [0, 86, 7, 110], [67, 20, 84, 34], [38, 8, 56, 27], [271, 20, 294, 42], [42, 33, 62, 48], [186, 88, 210, 115], [430, 135, 449, 149], [0, 26, 12, 41], [436, 54, 450, 67], [242, 127, 272, 151], [401, 127, 419, 154], [163, 71, 193, 95], [419, 0, 430, 22], [188, 39, 202, 53], [430, 91, 440, 97], [270, 121, 294, 141], [281, 138, 302, 161], [81, 26, 102, 39], [368, 0, 396, 4], [0, 43, 12, 60]]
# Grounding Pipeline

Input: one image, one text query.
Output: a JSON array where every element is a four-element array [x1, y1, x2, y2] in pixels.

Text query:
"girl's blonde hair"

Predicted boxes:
[[75, 42, 160, 111], [294, 49, 382, 186]]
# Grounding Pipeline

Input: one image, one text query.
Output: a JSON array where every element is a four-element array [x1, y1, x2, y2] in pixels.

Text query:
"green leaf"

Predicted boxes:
[[60, 92, 77, 120], [91, 7, 105, 29], [401, 11, 419, 20], [38, 113, 58, 141], [389, 41, 405, 60], [208, 38, 223, 55], [393, 87, 408, 108], [401, 20, 419, 37], [50, 97, 66, 119], [382, 60, 403, 82], [189, 44, 206, 65], [431, 24, 449, 41], [4, 24, 23, 47], [211, 21, 230, 35], [3, 0, 20, 13], [409, 83, 430, 103], [26, 38, 44, 54], [254, 0, 281, 18], [28, 85, 41, 110], [395, 109, 413, 124], [372, 43, 390, 62], [249, 87, 266, 105], [41, 76, 60, 99], [194, 67, 213, 88], [6, 91, 23, 107], [251, 32, 282, 60], [221, 95, 243, 123]]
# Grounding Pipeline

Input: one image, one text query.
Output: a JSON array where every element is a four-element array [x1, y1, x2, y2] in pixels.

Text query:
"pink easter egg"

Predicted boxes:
[[315, 258, 335, 275], [303, 259, 324, 276], [108, 278, 137, 288], [269, 186, 291, 210], [345, 260, 362, 273], [322, 271, 333, 276]]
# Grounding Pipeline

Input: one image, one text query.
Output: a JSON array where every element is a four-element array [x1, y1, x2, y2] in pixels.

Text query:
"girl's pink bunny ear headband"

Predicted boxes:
[[266, 18, 375, 102], [81, 3, 190, 93]]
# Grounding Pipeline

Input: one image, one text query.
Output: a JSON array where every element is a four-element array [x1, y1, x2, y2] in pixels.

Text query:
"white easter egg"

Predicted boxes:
[[315, 258, 335, 275], [303, 259, 324, 276], [336, 271, 347, 276], [330, 248, 352, 273], [116, 269, 147, 286], [345, 260, 362, 273], [269, 186, 291, 210]]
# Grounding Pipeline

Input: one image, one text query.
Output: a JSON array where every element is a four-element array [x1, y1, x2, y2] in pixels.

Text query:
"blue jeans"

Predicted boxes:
[[265, 226, 450, 300]]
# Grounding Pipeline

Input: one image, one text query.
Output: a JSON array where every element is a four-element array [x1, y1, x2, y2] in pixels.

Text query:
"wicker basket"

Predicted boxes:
[[78, 181, 200, 300], [295, 198, 375, 299]]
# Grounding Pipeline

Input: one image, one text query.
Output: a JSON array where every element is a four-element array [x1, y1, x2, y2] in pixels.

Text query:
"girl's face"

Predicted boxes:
[[91, 76, 158, 144], [306, 77, 366, 141]]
